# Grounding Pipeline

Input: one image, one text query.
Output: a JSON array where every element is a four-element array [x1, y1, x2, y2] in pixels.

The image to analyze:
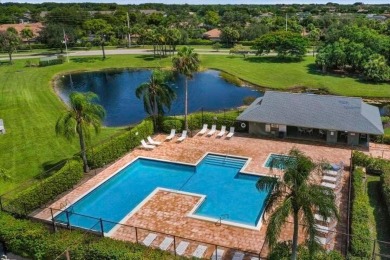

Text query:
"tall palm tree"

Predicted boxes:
[[172, 46, 200, 131], [257, 148, 338, 260], [55, 92, 105, 173], [135, 70, 176, 129]]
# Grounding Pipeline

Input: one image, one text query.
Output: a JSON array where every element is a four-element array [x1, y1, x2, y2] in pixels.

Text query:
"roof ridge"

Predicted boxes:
[[265, 91, 362, 101], [360, 102, 384, 133]]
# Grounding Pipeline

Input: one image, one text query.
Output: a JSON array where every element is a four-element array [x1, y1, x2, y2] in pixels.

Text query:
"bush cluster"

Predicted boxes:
[[3, 160, 83, 215], [352, 151, 390, 175], [39, 56, 65, 67], [0, 212, 184, 260], [350, 167, 374, 258], [381, 171, 390, 215], [87, 119, 154, 169]]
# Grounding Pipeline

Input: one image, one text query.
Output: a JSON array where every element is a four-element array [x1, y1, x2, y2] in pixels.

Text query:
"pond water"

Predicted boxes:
[[56, 69, 263, 126]]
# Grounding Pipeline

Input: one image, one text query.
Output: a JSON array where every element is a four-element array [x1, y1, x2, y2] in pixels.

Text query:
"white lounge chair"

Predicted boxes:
[[0, 119, 5, 134], [176, 241, 189, 255], [142, 233, 157, 246], [217, 125, 226, 137], [207, 125, 216, 136], [159, 237, 173, 250], [198, 124, 208, 135], [166, 129, 176, 141], [141, 139, 155, 150], [211, 249, 224, 260], [192, 245, 207, 258], [177, 130, 187, 142], [226, 127, 235, 138], [147, 136, 161, 146], [232, 251, 245, 260]]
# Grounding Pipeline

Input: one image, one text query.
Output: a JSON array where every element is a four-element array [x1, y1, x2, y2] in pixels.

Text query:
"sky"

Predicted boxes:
[[3, 0, 389, 4]]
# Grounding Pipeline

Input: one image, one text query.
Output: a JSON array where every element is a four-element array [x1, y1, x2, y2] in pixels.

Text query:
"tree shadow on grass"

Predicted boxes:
[[367, 177, 390, 256], [38, 159, 69, 179], [134, 54, 165, 61], [72, 57, 103, 63], [245, 55, 303, 64]]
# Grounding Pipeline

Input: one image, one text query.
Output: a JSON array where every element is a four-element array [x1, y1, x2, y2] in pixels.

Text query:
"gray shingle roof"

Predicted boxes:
[[237, 91, 384, 135]]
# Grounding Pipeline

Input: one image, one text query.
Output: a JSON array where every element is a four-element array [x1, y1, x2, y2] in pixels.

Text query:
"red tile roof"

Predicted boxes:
[[203, 28, 221, 39], [0, 22, 43, 38]]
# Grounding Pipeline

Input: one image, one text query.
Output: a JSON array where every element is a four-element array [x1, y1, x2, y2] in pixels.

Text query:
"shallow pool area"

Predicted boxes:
[[264, 153, 295, 170], [55, 154, 271, 232]]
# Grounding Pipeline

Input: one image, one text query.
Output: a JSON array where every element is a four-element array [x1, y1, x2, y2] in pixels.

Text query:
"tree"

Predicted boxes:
[[220, 27, 240, 47], [252, 31, 309, 60], [83, 19, 113, 59], [136, 70, 176, 130], [55, 92, 105, 173], [39, 24, 75, 53], [172, 46, 200, 131], [363, 54, 390, 82], [20, 27, 34, 50], [204, 10, 220, 27], [307, 26, 320, 57], [257, 148, 338, 260], [0, 30, 21, 63], [212, 42, 221, 52]]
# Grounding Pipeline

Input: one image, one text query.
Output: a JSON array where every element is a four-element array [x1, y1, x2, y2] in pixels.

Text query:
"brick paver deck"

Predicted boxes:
[[32, 133, 356, 258]]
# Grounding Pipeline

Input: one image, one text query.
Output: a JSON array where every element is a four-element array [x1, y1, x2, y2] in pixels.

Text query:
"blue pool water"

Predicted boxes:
[[264, 154, 295, 170], [56, 69, 263, 126], [55, 154, 272, 232]]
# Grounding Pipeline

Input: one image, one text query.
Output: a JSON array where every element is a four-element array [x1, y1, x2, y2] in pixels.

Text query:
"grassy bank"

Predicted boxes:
[[0, 54, 389, 193]]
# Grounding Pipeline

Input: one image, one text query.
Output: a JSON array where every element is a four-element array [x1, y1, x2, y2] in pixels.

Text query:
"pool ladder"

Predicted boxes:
[[215, 214, 229, 226]]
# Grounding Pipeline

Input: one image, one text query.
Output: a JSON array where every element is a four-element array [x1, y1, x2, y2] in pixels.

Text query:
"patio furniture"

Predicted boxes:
[[232, 251, 245, 260], [166, 129, 176, 141], [147, 136, 161, 146], [159, 237, 173, 250], [319, 129, 326, 137], [198, 124, 208, 135], [207, 125, 216, 136], [211, 249, 224, 260], [192, 245, 207, 258], [226, 127, 235, 138], [306, 128, 313, 135], [177, 130, 187, 142], [141, 140, 155, 150], [175, 241, 189, 255], [217, 125, 226, 137], [0, 119, 4, 134], [298, 127, 305, 135], [142, 233, 157, 246]]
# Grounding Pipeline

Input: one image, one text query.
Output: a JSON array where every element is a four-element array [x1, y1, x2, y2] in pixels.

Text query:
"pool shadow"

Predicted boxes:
[[72, 57, 103, 63]]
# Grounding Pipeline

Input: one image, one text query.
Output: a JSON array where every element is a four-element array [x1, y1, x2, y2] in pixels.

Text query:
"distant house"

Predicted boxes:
[[0, 23, 43, 42], [366, 14, 388, 21], [89, 11, 116, 16], [18, 11, 34, 24], [139, 9, 165, 16], [203, 28, 221, 41], [237, 91, 383, 146]]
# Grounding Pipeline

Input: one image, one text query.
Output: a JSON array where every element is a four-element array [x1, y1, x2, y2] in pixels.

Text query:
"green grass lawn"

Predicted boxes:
[[0, 53, 389, 193], [367, 174, 390, 257]]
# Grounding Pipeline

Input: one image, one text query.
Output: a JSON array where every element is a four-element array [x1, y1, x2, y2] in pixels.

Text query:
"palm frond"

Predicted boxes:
[[265, 197, 293, 249]]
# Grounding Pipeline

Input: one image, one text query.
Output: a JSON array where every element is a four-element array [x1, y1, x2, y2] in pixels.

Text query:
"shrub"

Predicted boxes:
[[4, 160, 83, 215], [187, 39, 213, 45], [87, 119, 154, 169], [350, 167, 374, 258], [381, 116, 390, 124], [381, 170, 390, 215], [162, 119, 183, 133], [0, 212, 184, 259], [352, 151, 390, 175], [39, 56, 65, 67]]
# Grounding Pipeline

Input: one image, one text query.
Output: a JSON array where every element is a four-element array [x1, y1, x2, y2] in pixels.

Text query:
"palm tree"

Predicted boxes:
[[135, 70, 176, 129], [172, 46, 200, 131], [55, 92, 105, 173], [257, 148, 338, 260]]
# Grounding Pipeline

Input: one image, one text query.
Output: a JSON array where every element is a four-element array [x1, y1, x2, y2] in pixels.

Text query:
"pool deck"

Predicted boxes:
[[32, 132, 361, 258]]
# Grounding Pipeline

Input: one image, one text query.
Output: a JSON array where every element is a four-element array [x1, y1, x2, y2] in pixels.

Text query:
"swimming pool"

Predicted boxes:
[[55, 154, 272, 232], [264, 153, 295, 170]]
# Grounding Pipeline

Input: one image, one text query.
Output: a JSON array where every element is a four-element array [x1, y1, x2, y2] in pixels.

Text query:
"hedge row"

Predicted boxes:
[[3, 160, 83, 215], [0, 212, 185, 260], [87, 119, 154, 169], [352, 151, 390, 175], [161, 110, 240, 134], [381, 171, 390, 215], [350, 167, 374, 258]]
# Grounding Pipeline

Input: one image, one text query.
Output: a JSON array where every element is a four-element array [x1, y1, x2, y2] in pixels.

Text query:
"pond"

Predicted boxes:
[[56, 69, 263, 126]]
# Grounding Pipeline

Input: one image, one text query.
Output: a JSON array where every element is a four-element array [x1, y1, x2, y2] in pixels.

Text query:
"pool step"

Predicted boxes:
[[203, 155, 246, 168]]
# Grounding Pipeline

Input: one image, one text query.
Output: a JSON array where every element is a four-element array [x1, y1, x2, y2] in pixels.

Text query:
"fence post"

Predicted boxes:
[[66, 210, 70, 229], [50, 208, 57, 232], [215, 245, 218, 260], [135, 227, 138, 243], [372, 240, 376, 259], [173, 236, 177, 256], [0, 196, 3, 211], [99, 218, 104, 237], [65, 249, 70, 260], [201, 107, 204, 125]]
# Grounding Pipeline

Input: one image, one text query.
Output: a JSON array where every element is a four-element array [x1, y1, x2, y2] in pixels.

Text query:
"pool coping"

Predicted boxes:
[[52, 152, 275, 234]]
